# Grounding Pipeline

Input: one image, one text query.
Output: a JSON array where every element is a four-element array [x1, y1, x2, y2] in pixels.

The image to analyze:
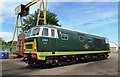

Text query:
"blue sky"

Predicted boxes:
[[0, 1, 119, 46], [48, 2, 118, 45]]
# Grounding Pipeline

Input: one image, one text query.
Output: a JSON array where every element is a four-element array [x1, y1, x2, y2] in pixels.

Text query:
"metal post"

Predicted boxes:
[[36, 0, 42, 26], [20, 15, 23, 32], [10, 15, 19, 51], [36, 0, 47, 26]]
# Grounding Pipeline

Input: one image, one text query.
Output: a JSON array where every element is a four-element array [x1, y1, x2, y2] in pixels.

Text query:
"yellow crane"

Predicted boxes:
[[10, 0, 48, 51]]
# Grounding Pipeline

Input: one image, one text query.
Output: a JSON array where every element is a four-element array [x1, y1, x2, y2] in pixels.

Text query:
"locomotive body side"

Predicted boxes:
[[23, 25, 110, 67]]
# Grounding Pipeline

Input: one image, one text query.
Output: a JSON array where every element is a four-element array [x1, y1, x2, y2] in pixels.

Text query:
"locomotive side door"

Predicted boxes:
[[49, 28, 58, 54], [94, 38, 102, 50]]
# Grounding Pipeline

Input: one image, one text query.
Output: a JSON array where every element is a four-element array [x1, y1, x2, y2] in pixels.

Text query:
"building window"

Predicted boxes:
[[61, 34, 68, 40], [42, 28, 48, 36], [79, 36, 84, 42], [51, 29, 55, 37], [88, 38, 92, 43]]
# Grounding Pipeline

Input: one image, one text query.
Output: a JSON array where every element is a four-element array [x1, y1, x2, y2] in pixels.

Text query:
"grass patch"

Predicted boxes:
[[111, 51, 120, 54]]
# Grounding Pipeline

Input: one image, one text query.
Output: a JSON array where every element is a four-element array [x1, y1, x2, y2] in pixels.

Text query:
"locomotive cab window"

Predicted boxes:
[[51, 29, 55, 37], [61, 34, 68, 40], [42, 28, 48, 36], [105, 38, 109, 44], [88, 38, 92, 43], [103, 38, 109, 44], [79, 36, 84, 42], [31, 27, 40, 36]]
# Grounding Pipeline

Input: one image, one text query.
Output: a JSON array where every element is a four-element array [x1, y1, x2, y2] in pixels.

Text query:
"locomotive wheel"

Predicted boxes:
[[28, 61, 36, 68], [81, 55, 90, 62], [104, 53, 109, 59], [39, 61, 47, 69], [96, 53, 107, 60]]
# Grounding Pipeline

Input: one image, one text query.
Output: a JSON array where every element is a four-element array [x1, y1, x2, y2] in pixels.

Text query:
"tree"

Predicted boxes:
[[7, 41, 17, 46], [0, 38, 7, 45], [23, 9, 61, 31]]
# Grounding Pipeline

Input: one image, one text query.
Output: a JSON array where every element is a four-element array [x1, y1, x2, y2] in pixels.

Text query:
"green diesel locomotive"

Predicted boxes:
[[23, 25, 110, 67]]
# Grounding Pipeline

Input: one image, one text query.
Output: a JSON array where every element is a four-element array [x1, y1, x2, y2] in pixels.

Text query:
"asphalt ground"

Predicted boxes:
[[1, 53, 119, 76]]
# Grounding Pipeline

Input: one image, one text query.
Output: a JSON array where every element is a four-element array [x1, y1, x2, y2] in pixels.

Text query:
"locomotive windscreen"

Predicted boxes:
[[26, 27, 40, 37], [31, 27, 40, 36], [26, 29, 31, 37]]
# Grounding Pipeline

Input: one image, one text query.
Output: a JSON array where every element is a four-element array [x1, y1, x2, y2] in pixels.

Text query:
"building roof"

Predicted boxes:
[[109, 42, 118, 47]]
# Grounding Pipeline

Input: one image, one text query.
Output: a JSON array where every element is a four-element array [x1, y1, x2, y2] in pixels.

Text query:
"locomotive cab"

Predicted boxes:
[[23, 25, 59, 64], [24, 25, 58, 52], [103, 38, 110, 50]]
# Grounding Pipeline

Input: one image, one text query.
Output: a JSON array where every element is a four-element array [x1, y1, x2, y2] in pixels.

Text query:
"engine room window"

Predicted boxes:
[[31, 27, 40, 36], [88, 38, 92, 43], [61, 34, 68, 40], [51, 29, 55, 37], [42, 28, 48, 36], [79, 36, 84, 42]]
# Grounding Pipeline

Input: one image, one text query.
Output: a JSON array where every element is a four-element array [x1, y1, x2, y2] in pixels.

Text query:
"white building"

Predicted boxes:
[[109, 42, 119, 52]]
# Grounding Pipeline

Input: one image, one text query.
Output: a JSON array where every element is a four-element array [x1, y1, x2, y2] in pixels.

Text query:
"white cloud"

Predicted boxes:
[[0, 32, 17, 42], [0, 3, 3, 9]]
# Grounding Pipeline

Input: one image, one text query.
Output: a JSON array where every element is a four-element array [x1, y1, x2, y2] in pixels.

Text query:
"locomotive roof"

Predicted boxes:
[[31, 25, 107, 39]]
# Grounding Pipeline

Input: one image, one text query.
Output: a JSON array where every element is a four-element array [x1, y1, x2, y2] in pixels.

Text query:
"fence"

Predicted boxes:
[[1, 44, 17, 53]]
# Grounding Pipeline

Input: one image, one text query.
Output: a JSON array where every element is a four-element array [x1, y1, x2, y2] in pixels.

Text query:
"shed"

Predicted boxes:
[[109, 42, 119, 52]]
